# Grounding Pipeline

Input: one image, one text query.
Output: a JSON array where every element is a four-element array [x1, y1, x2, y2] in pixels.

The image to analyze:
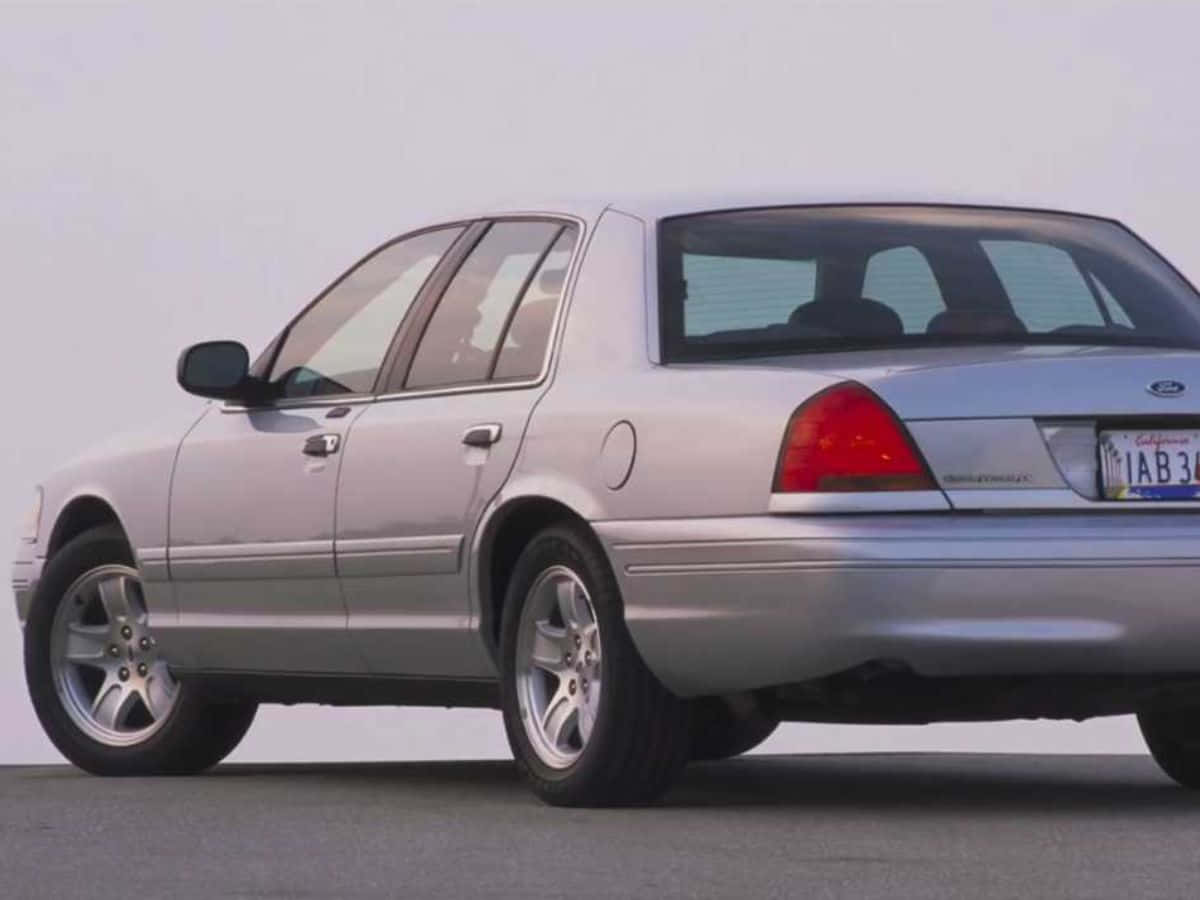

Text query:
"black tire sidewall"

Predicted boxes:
[[1139, 708, 1200, 789]]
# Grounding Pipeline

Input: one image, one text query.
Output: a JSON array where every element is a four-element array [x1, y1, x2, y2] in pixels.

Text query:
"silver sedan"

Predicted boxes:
[[14, 196, 1200, 805]]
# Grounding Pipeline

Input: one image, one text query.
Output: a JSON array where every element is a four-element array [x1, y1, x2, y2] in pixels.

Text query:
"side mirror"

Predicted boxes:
[[176, 340, 251, 400]]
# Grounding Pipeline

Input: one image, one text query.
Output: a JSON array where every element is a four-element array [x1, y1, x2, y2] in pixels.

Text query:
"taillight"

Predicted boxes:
[[773, 383, 935, 492]]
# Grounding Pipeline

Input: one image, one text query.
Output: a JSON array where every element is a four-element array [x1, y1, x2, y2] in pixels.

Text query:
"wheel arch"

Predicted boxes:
[[474, 494, 605, 662], [46, 494, 129, 559]]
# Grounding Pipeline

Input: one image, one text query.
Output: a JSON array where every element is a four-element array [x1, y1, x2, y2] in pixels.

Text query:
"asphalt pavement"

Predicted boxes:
[[2, 753, 1199, 899]]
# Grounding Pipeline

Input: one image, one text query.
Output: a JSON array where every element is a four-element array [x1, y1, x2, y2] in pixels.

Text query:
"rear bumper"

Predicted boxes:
[[596, 513, 1200, 697]]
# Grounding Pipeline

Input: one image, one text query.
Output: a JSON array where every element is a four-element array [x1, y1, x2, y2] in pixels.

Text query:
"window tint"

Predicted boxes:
[[863, 246, 944, 333], [659, 205, 1200, 361], [492, 229, 576, 380], [1089, 272, 1134, 327], [981, 240, 1104, 331], [270, 227, 462, 398], [406, 221, 563, 389], [683, 255, 815, 336]]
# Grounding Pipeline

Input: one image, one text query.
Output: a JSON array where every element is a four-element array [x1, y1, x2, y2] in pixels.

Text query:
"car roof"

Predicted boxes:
[[416, 188, 1118, 232]]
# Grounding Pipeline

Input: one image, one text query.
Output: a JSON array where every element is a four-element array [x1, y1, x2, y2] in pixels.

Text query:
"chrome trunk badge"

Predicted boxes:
[[1148, 379, 1186, 398]]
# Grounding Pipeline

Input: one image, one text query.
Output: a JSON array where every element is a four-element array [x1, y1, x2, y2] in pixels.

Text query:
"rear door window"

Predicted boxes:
[[492, 228, 577, 380], [405, 221, 568, 390]]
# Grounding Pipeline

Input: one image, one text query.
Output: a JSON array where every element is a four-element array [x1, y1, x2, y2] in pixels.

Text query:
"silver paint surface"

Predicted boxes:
[[15, 198, 1200, 708]]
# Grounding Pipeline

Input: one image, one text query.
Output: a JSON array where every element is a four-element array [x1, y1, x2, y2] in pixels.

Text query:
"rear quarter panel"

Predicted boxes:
[[501, 207, 841, 523]]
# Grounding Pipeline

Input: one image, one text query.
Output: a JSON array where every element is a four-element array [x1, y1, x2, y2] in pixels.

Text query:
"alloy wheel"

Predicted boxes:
[[514, 565, 603, 769], [49, 565, 179, 746]]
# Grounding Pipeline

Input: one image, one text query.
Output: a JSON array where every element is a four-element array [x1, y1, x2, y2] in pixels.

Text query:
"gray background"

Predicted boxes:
[[2, 0, 1196, 764]]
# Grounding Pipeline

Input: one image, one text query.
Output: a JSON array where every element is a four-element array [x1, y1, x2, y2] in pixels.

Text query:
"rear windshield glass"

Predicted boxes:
[[658, 205, 1200, 361]]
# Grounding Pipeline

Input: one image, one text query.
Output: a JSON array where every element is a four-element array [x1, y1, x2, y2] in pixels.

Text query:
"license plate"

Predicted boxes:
[[1100, 430, 1200, 500]]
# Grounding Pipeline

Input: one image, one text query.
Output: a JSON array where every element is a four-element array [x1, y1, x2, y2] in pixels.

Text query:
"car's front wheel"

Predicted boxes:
[[1139, 706, 1200, 788], [24, 525, 257, 775], [499, 523, 691, 806]]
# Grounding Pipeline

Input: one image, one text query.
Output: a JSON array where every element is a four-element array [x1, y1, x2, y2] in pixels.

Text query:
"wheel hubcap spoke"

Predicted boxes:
[[531, 621, 567, 674], [578, 694, 597, 743], [91, 678, 139, 731], [556, 579, 592, 631], [542, 690, 576, 749], [97, 575, 135, 623], [142, 666, 176, 720], [63, 623, 109, 665]]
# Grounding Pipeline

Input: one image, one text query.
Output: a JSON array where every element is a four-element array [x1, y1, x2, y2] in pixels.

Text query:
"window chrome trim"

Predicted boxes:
[[375, 376, 545, 403], [220, 394, 374, 414]]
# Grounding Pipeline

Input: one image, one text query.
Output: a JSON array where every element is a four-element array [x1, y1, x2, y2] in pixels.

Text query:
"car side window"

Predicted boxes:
[[981, 240, 1105, 331], [863, 245, 944, 333], [405, 221, 566, 390], [492, 228, 577, 380], [269, 227, 463, 399]]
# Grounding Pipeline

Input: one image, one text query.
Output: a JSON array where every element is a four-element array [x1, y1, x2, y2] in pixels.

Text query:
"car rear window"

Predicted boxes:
[[658, 205, 1200, 361]]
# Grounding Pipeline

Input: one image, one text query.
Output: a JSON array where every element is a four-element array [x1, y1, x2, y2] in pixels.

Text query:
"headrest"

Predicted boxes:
[[788, 297, 903, 338], [926, 308, 1027, 336]]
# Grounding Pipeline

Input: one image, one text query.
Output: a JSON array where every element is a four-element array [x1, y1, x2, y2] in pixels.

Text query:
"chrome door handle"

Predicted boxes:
[[462, 423, 502, 448], [303, 433, 341, 457]]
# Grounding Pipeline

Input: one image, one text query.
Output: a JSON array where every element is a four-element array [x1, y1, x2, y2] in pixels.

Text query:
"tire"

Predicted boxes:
[[499, 522, 691, 806], [1139, 707, 1200, 789], [690, 696, 780, 761], [24, 525, 257, 776]]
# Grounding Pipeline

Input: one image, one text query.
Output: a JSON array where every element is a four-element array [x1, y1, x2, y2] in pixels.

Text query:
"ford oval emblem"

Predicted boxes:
[[1148, 379, 1187, 398]]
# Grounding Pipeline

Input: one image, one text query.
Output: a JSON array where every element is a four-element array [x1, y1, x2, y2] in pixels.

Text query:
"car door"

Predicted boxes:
[[336, 219, 579, 676], [166, 224, 468, 673]]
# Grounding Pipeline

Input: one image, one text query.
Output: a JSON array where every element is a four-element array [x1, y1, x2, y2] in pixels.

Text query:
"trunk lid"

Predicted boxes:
[[750, 344, 1200, 419], [746, 344, 1200, 509]]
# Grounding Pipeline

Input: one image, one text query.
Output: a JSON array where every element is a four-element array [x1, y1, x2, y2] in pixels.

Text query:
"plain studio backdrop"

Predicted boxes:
[[3, 0, 1198, 765]]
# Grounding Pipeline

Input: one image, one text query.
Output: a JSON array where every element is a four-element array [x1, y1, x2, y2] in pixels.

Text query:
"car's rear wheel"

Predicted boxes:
[[499, 523, 691, 806], [690, 696, 780, 761], [25, 525, 257, 775], [1139, 706, 1200, 788]]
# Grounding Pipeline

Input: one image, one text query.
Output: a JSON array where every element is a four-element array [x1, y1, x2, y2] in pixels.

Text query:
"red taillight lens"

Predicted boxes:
[[773, 383, 935, 493]]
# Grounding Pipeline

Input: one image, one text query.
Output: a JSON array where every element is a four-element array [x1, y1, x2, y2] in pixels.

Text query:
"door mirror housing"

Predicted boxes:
[[177, 340, 254, 400]]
